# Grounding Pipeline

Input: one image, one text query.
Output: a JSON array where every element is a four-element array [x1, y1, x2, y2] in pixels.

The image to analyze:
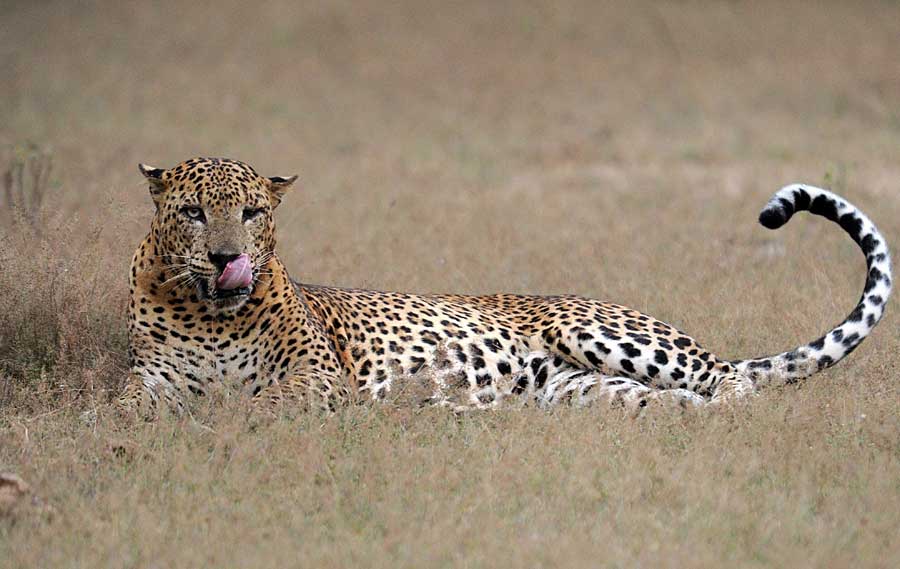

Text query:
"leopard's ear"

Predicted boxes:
[[138, 163, 167, 204], [267, 175, 298, 207]]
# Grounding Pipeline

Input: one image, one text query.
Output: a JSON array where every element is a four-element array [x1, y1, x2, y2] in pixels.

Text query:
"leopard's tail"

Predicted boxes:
[[731, 184, 892, 387]]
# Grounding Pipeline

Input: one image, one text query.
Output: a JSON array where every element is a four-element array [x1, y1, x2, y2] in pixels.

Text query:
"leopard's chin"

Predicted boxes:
[[197, 279, 253, 313]]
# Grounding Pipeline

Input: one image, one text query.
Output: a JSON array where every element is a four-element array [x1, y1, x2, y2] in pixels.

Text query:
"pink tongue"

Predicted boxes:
[[216, 254, 253, 290]]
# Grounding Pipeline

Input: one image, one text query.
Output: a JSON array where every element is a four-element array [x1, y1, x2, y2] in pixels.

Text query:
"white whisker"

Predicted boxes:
[[161, 270, 193, 288]]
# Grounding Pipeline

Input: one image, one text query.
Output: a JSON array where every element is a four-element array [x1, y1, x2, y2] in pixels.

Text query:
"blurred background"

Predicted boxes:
[[4, 1, 899, 279]]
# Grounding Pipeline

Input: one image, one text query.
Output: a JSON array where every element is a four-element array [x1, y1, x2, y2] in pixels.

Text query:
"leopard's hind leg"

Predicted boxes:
[[517, 351, 705, 411]]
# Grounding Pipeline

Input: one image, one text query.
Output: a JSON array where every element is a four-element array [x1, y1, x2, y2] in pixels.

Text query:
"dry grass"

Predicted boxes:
[[1, 0, 899, 567]]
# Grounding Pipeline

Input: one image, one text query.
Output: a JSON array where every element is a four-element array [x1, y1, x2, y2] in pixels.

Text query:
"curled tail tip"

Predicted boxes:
[[758, 183, 816, 230], [758, 205, 789, 230]]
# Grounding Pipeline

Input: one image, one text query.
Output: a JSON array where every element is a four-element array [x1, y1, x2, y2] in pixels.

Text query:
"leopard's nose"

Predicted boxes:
[[208, 251, 241, 272]]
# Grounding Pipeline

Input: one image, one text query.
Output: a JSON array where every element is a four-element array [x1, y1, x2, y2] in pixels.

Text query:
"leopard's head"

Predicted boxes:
[[140, 157, 296, 312]]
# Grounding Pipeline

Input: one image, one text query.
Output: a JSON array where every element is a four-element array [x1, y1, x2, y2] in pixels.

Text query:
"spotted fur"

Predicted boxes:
[[118, 158, 892, 417]]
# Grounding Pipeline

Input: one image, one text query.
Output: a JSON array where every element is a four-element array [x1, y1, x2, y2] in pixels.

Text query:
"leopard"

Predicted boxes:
[[118, 157, 892, 418]]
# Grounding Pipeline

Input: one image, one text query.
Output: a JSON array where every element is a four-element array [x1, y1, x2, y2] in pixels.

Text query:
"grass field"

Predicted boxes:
[[2, 1, 899, 567]]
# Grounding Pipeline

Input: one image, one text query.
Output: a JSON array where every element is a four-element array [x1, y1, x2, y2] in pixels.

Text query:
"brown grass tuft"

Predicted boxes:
[[0, 174, 128, 411]]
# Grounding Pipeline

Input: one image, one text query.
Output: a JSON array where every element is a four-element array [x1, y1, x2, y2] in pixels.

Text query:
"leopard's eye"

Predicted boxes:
[[242, 207, 265, 223], [181, 206, 206, 223]]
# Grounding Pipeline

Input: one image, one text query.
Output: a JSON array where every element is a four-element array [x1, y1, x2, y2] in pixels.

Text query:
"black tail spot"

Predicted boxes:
[[860, 234, 878, 255], [842, 333, 860, 347], [839, 212, 864, 243], [759, 206, 788, 229], [793, 188, 811, 210], [809, 195, 839, 222], [747, 359, 772, 370]]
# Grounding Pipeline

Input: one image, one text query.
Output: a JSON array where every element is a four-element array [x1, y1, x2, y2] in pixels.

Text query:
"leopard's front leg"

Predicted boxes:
[[249, 370, 349, 421], [117, 368, 186, 419]]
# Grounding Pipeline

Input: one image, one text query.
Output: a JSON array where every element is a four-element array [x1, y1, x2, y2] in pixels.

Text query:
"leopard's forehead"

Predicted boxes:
[[163, 157, 268, 201]]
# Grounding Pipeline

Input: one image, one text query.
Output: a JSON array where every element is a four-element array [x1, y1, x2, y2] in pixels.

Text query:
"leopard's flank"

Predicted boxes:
[[119, 157, 892, 417]]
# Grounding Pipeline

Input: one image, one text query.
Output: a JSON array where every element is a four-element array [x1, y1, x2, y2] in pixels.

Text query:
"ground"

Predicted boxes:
[[1, 1, 899, 567]]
